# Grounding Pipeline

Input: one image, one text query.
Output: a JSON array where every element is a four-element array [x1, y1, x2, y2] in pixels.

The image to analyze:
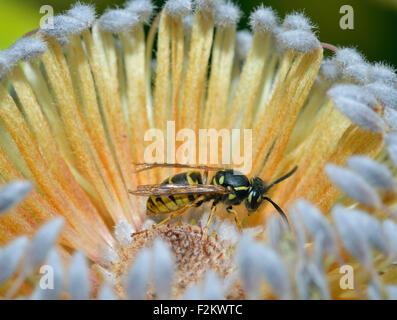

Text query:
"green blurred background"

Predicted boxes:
[[1, 0, 397, 66]]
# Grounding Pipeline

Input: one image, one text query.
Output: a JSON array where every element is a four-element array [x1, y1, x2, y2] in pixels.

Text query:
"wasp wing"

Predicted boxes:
[[128, 184, 229, 196], [133, 162, 229, 173]]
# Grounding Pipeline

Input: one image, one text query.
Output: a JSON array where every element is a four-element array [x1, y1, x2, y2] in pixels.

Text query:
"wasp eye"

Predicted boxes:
[[245, 190, 262, 212]]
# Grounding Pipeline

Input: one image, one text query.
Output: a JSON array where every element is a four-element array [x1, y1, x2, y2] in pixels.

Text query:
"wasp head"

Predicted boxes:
[[245, 176, 267, 213]]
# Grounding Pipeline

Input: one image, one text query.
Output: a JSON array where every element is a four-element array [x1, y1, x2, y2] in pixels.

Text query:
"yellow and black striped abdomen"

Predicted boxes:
[[146, 171, 203, 215]]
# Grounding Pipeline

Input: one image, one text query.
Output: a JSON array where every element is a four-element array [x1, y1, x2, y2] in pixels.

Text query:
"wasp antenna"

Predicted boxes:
[[263, 196, 291, 230], [266, 166, 298, 191]]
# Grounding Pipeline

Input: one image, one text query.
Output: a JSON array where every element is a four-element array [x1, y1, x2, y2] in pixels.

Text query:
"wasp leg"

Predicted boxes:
[[154, 205, 193, 228], [203, 199, 220, 241], [203, 169, 209, 185], [226, 206, 242, 232], [193, 198, 207, 208]]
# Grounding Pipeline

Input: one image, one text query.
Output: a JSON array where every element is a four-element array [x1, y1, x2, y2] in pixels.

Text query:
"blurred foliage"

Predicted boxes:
[[0, 1, 41, 49], [1, 0, 397, 67]]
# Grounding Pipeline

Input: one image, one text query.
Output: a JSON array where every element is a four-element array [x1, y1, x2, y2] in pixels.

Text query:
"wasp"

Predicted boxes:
[[129, 163, 297, 239]]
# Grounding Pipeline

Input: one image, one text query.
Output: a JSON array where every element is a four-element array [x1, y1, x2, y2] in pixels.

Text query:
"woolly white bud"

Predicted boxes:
[[330, 95, 385, 133], [98, 284, 116, 300], [100, 245, 119, 267], [0, 38, 47, 78], [344, 63, 369, 84], [278, 29, 320, 53], [214, 1, 242, 28], [0, 52, 9, 78], [195, 0, 222, 14], [335, 47, 365, 69], [387, 286, 397, 300], [249, 5, 278, 34], [235, 30, 252, 62], [0, 236, 29, 285], [328, 84, 378, 109], [183, 284, 201, 299], [295, 199, 338, 256], [235, 235, 263, 299], [202, 271, 224, 299], [367, 280, 382, 300], [369, 62, 397, 86], [125, 0, 155, 24], [43, 16, 80, 37], [99, 9, 140, 33], [0, 180, 33, 214], [114, 220, 135, 247], [66, 2, 96, 28], [142, 219, 156, 231], [385, 107, 397, 131], [332, 205, 373, 270], [216, 219, 239, 245], [266, 216, 285, 252], [348, 156, 396, 191], [348, 209, 389, 254], [365, 82, 397, 109], [68, 251, 90, 300], [31, 248, 63, 300], [43, 3, 96, 38], [289, 208, 306, 251], [165, 0, 191, 18], [23, 217, 65, 276], [383, 219, 397, 259], [152, 239, 174, 300], [283, 12, 315, 31], [387, 143, 397, 169], [126, 248, 151, 300], [385, 133, 397, 146], [320, 58, 342, 82], [325, 164, 381, 208], [8, 38, 47, 63], [296, 262, 330, 300], [257, 245, 292, 300]]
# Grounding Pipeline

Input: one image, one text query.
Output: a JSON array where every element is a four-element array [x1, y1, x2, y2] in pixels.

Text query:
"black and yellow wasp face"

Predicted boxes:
[[245, 177, 267, 213], [212, 171, 268, 213]]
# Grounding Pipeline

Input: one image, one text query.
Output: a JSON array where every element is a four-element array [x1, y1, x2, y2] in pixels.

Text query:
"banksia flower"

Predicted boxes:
[[0, 0, 397, 300]]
